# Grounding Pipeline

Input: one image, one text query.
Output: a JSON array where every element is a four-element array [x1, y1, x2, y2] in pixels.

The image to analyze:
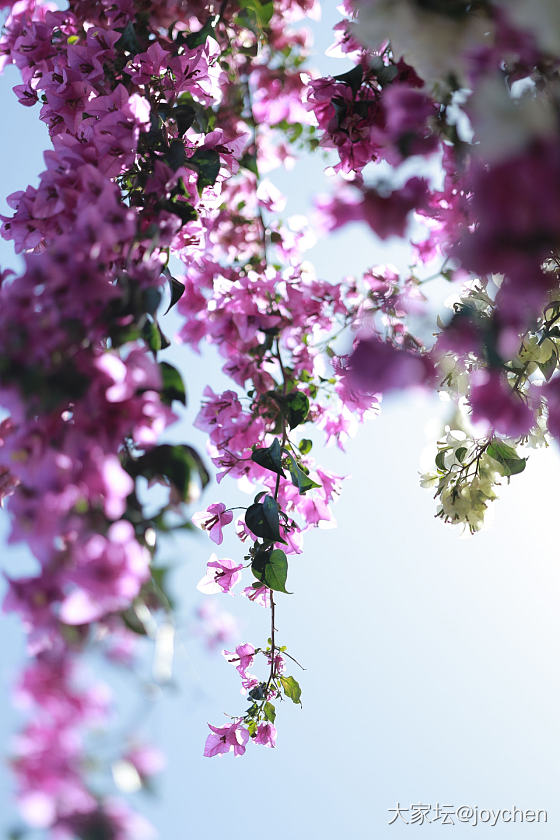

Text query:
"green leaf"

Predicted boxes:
[[121, 605, 148, 636], [238, 0, 274, 31], [142, 319, 162, 353], [164, 271, 185, 314], [142, 286, 162, 316], [435, 450, 448, 471], [455, 447, 467, 463], [251, 545, 268, 582], [247, 719, 258, 737], [185, 17, 215, 48], [486, 441, 527, 477], [240, 152, 259, 176], [248, 683, 267, 701], [116, 21, 140, 54], [298, 438, 313, 455], [263, 701, 276, 723], [186, 147, 221, 191], [285, 390, 309, 430], [251, 438, 285, 477], [165, 138, 187, 171], [539, 352, 557, 381], [159, 361, 186, 406], [171, 103, 196, 136], [245, 495, 286, 543], [263, 549, 290, 593], [334, 65, 363, 95], [286, 453, 320, 494], [129, 444, 209, 500], [142, 318, 170, 353], [280, 675, 302, 704]]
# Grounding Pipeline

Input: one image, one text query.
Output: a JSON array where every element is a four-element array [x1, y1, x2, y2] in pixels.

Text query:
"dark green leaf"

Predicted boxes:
[[171, 103, 196, 136], [286, 453, 320, 494], [129, 443, 209, 499], [285, 390, 309, 430], [435, 450, 448, 471], [142, 286, 162, 316], [159, 361, 186, 406], [455, 447, 467, 463], [185, 17, 215, 48], [334, 65, 363, 95], [186, 147, 221, 191], [240, 152, 259, 176], [245, 495, 286, 543], [165, 139, 187, 171], [298, 438, 313, 455], [142, 319, 170, 353], [122, 606, 148, 636], [248, 683, 267, 701], [263, 548, 290, 593], [116, 21, 140, 54], [251, 545, 268, 582], [164, 271, 185, 314], [251, 438, 285, 477], [486, 441, 526, 476], [280, 675, 302, 704], [142, 319, 162, 353]]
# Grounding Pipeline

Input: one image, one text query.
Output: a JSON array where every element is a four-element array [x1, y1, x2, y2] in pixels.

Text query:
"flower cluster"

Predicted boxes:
[[3, 0, 560, 834]]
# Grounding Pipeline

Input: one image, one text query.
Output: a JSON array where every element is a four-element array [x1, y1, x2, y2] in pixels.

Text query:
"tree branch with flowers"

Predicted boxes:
[[1, 0, 560, 835]]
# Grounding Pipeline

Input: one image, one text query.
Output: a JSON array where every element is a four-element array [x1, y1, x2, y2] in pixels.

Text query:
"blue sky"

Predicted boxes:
[[1, 5, 560, 839]]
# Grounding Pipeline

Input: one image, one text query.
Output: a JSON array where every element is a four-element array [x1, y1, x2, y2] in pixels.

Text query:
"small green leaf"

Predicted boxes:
[[334, 65, 363, 95], [121, 606, 148, 636], [185, 17, 215, 48], [539, 353, 557, 381], [142, 286, 162, 316], [165, 138, 187, 171], [251, 438, 285, 477], [263, 549, 290, 593], [298, 438, 313, 455], [142, 319, 162, 353], [186, 147, 221, 191], [245, 496, 286, 542], [280, 675, 302, 704], [248, 683, 267, 701], [435, 450, 448, 471], [263, 701, 276, 723], [164, 271, 185, 314], [170, 103, 196, 136], [285, 390, 309, 430], [455, 447, 467, 463], [129, 444, 209, 500], [159, 361, 187, 406], [486, 441, 526, 477], [116, 21, 140, 54], [142, 319, 170, 353], [237, 0, 274, 31], [286, 453, 320, 494]]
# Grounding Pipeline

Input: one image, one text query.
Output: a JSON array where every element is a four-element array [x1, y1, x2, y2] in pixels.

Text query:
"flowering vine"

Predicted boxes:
[[1, 0, 560, 835]]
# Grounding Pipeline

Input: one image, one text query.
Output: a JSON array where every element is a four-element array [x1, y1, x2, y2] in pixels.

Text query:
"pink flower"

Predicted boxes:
[[470, 370, 534, 437], [204, 721, 249, 757], [254, 722, 277, 748], [196, 554, 243, 595], [191, 502, 233, 545], [224, 643, 255, 679], [242, 585, 270, 607], [347, 336, 434, 395]]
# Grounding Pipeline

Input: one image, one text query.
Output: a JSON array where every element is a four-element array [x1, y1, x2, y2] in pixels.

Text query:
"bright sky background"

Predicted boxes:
[[2, 5, 560, 839]]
